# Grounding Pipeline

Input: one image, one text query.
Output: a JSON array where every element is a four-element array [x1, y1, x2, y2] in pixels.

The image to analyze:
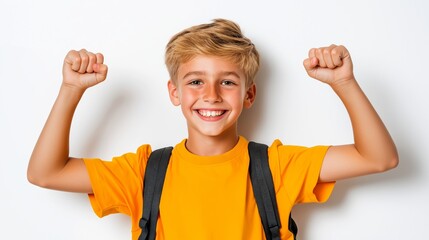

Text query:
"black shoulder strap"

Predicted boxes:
[[139, 143, 298, 240], [138, 147, 173, 240], [248, 141, 298, 240]]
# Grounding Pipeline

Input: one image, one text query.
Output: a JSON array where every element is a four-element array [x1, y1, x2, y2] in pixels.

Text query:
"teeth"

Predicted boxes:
[[198, 110, 224, 117]]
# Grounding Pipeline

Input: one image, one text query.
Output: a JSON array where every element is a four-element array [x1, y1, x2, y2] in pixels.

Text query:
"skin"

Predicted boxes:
[[302, 45, 398, 182], [168, 55, 256, 156], [27, 49, 107, 193], [27, 45, 398, 193]]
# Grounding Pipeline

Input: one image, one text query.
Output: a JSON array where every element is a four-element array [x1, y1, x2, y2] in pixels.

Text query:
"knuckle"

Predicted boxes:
[[338, 45, 346, 53], [66, 50, 78, 62], [81, 55, 89, 63], [88, 54, 96, 62], [96, 53, 104, 63], [322, 48, 330, 55], [68, 50, 77, 55]]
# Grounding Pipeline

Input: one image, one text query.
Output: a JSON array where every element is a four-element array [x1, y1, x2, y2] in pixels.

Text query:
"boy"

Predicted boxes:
[[28, 19, 398, 239]]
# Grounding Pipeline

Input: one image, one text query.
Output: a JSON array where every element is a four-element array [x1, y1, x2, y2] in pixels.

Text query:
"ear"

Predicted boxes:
[[243, 83, 256, 109], [168, 80, 181, 106]]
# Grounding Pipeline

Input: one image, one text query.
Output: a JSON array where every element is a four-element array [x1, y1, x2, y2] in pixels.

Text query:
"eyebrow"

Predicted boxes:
[[182, 71, 241, 79]]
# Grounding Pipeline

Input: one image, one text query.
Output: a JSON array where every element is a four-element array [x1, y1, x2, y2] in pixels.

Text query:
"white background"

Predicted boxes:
[[1, 0, 428, 239]]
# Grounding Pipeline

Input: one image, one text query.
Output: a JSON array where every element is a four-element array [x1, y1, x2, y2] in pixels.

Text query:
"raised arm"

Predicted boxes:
[[27, 49, 108, 193], [303, 45, 399, 182]]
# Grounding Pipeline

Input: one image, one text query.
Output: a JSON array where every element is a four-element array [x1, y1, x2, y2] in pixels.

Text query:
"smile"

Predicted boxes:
[[197, 110, 226, 117]]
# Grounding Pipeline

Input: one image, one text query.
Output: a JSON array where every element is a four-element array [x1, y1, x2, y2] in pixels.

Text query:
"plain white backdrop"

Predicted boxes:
[[1, 0, 428, 239]]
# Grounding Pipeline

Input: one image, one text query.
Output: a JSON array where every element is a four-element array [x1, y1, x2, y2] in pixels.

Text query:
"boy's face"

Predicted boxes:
[[168, 55, 256, 139]]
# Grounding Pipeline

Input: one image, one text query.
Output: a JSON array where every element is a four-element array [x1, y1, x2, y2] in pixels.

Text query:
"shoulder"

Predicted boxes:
[[267, 139, 329, 165], [84, 144, 153, 177], [267, 139, 334, 203], [266, 139, 330, 183]]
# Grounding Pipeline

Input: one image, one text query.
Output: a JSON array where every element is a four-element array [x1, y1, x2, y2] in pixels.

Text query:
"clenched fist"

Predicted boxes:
[[63, 49, 108, 90], [303, 45, 354, 87]]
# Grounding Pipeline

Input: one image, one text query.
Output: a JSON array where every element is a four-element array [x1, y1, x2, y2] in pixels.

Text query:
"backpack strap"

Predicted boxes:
[[139, 143, 298, 240], [138, 147, 173, 240], [248, 141, 298, 240]]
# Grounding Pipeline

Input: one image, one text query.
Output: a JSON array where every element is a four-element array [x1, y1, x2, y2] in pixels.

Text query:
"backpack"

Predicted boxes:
[[138, 142, 298, 240]]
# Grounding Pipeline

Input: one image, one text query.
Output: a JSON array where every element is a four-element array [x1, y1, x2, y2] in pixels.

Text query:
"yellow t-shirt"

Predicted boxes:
[[84, 136, 334, 240]]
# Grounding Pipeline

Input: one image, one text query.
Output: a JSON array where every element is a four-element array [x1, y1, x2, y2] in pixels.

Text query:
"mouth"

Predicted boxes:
[[196, 109, 227, 118]]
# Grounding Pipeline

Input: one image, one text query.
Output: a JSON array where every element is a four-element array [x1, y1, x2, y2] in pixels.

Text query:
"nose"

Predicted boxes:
[[202, 84, 222, 103]]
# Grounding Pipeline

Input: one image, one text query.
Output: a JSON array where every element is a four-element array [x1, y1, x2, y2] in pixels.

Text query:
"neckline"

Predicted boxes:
[[174, 136, 248, 165]]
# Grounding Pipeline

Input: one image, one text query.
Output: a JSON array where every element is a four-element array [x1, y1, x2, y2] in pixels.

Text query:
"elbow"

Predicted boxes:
[[27, 165, 36, 185], [375, 153, 399, 173], [388, 154, 399, 170], [27, 168, 50, 188], [27, 159, 41, 187], [27, 174, 51, 189], [27, 170, 41, 187]]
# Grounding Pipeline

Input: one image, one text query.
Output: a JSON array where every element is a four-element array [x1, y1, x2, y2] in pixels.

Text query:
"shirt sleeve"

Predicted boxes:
[[83, 144, 152, 218], [269, 139, 335, 205]]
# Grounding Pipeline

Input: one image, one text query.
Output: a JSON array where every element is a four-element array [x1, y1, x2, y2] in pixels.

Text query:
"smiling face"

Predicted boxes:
[[168, 55, 256, 141]]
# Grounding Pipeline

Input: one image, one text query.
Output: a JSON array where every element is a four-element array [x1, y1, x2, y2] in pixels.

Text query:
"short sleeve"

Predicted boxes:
[[269, 139, 335, 205], [83, 144, 152, 218]]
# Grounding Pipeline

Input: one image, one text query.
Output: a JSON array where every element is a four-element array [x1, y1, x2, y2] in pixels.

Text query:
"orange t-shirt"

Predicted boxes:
[[84, 136, 334, 240]]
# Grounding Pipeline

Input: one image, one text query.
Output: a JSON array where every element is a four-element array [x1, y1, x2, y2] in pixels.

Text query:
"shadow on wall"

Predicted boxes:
[[72, 75, 161, 231], [240, 56, 418, 238], [291, 75, 418, 239], [293, 151, 416, 239], [238, 52, 271, 141], [77, 77, 143, 157], [79, 89, 133, 157]]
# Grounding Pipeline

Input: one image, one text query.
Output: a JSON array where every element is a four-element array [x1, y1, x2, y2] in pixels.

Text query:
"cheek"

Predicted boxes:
[[179, 88, 198, 104], [225, 89, 247, 107]]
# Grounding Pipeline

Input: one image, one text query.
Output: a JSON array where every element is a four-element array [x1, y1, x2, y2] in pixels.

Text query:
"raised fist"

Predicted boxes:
[[63, 49, 108, 90], [303, 44, 354, 86]]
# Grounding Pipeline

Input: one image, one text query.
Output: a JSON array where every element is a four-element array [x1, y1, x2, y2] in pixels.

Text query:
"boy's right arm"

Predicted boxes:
[[27, 49, 108, 193]]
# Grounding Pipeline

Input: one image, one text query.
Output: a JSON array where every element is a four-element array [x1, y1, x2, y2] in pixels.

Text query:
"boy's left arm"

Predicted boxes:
[[303, 45, 399, 182]]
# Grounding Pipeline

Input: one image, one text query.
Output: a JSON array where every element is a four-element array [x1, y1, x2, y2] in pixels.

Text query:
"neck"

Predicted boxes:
[[186, 130, 239, 156]]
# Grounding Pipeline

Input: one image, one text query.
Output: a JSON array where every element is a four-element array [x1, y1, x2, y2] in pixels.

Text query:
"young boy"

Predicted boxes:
[[28, 19, 398, 239]]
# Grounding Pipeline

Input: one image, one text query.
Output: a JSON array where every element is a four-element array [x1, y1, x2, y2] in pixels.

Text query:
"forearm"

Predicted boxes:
[[332, 78, 398, 170], [27, 85, 84, 186]]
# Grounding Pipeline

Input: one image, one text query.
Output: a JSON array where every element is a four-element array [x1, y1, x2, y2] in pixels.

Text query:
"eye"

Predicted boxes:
[[221, 80, 236, 86], [188, 79, 203, 85]]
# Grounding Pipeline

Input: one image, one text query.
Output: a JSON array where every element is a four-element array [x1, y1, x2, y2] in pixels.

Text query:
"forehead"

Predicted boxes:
[[177, 55, 244, 79]]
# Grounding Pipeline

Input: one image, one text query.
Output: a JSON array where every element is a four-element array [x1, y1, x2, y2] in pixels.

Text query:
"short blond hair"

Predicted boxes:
[[165, 19, 259, 86]]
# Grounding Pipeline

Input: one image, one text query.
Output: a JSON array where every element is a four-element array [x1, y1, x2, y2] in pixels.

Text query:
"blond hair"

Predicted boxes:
[[165, 19, 259, 86]]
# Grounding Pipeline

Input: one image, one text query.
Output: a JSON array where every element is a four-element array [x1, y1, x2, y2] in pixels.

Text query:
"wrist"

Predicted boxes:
[[330, 77, 359, 94], [60, 83, 85, 96], [59, 83, 85, 102]]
